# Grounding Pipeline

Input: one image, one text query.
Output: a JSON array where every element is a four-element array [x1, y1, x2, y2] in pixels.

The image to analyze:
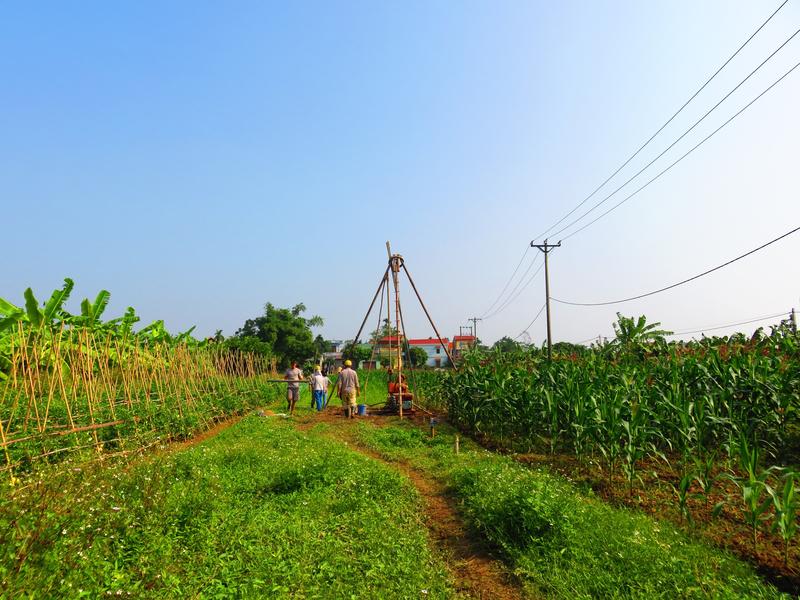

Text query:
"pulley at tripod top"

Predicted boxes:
[[389, 254, 404, 273]]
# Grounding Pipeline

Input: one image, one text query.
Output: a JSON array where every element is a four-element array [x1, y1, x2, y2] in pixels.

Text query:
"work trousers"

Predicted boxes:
[[313, 389, 325, 411]]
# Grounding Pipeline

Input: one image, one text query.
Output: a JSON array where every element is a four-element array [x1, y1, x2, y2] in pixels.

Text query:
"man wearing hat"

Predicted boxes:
[[310, 365, 329, 412], [336, 359, 360, 419]]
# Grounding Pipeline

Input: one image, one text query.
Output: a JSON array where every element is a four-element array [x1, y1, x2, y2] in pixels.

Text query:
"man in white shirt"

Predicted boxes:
[[310, 366, 329, 412]]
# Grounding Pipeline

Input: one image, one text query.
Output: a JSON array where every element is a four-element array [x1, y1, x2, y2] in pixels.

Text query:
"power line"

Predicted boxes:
[[485, 261, 544, 319], [551, 27, 800, 241], [515, 303, 547, 340], [479, 245, 531, 317], [483, 254, 543, 319], [573, 311, 788, 345], [553, 225, 800, 306], [667, 310, 789, 336], [574, 335, 607, 345], [534, 0, 789, 242], [560, 58, 800, 242]]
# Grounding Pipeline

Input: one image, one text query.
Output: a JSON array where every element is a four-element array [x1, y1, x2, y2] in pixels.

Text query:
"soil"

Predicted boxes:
[[294, 409, 526, 600]]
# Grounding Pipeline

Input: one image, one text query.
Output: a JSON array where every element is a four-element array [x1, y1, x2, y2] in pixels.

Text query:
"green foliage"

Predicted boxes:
[[407, 346, 429, 367], [369, 318, 398, 343], [223, 335, 272, 356], [611, 313, 673, 354], [355, 421, 785, 599], [235, 302, 323, 368], [342, 341, 373, 366], [768, 472, 799, 566], [491, 336, 522, 353], [0, 418, 452, 598]]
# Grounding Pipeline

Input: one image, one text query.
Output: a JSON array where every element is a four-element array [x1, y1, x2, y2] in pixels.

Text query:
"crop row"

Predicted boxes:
[[428, 326, 799, 563]]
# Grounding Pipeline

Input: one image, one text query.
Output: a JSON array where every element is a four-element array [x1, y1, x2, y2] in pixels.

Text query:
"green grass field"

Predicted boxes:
[[350, 419, 787, 599], [0, 416, 452, 599]]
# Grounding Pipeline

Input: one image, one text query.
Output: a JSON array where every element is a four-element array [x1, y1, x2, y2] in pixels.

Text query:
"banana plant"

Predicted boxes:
[[0, 277, 74, 333]]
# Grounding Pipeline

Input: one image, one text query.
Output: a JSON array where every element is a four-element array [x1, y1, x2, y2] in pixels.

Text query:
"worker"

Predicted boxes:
[[324, 366, 344, 408], [284, 361, 303, 416], [337, 359, 360, 419], [310, 365, 329, 412]]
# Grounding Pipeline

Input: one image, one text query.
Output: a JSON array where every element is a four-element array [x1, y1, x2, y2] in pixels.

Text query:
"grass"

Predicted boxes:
[[352, 419, 788, 599], [0, 416, 453, 598]]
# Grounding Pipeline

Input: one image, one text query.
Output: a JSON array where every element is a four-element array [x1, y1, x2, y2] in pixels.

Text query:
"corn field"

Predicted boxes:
[[432, 323, 800, 561]]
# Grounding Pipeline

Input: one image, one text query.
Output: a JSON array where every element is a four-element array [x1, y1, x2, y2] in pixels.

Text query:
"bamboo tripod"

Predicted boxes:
[[348, 242, 456, 417]]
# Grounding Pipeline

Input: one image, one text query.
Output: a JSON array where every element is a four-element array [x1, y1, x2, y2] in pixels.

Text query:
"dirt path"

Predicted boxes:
[[296, 413, 525, 600]]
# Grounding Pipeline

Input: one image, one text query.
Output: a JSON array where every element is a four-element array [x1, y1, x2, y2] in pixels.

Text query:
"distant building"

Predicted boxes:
[[328, 340, 345, 353], [408, 337, 450, 368], [451, 335, 476, 362], [321, 352, 343, 372], [375, 335, 406, 368]]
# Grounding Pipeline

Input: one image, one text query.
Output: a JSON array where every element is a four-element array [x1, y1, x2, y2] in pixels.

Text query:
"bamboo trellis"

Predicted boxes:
[[0, 326, 277, 479]]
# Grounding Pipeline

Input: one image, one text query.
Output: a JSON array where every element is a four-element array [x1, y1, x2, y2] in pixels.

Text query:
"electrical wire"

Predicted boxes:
[[483, 254, 543, 319], [574, 335, 609, 345], [534, 0, 789, 242], [553, 225, 800, 306], [667, 310, 789, 336], [485, 261, 544, 320], [515, 303, 547, 340], [479, 245, 531, 317], [551, 28, 800, 242], [560, 59, 800, 242]]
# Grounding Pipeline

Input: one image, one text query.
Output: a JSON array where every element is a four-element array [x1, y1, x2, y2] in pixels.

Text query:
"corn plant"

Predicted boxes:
[[767, 471, 798, 567], [729, 434, 778, 554]]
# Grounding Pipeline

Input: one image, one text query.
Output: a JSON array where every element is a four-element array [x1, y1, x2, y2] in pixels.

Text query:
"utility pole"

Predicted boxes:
[[530, 239, 561, 360], [468, 317, 482, 343], [791, 308, 797, 333]]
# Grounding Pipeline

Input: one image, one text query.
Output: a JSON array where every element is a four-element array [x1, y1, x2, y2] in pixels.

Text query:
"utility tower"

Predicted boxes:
[[467, 317, 482, 342], [530, 239, 561, 360]]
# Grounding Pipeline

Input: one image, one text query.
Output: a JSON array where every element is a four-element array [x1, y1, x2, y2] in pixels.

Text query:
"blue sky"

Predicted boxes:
[[2, 1, 799, 345]]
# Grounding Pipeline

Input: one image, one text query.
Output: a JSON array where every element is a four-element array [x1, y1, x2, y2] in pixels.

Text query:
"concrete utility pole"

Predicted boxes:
[[468, 317, 482, 343], [791, 308, 797, 333], [530, 239, 561, 360]]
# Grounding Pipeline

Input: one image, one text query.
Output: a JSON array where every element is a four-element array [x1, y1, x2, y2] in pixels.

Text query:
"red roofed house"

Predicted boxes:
[[407, 337, 450, 368], [451, 335, 476, 362]]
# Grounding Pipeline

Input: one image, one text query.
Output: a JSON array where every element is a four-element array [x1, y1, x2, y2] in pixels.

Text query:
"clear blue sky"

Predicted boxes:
[[3, 1, 799, 345]]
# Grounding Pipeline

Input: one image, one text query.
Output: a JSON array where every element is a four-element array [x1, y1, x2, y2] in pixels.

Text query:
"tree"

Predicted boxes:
[[370, 319, 398, 343], [313, 334, 331, 355], [552, 341, 590, 357], [235, 302, 323, 368], [224, 336, 272, 357], [407, 346, 429, 367], [491, 336, 522, 353], [342, 341, 372, 366]]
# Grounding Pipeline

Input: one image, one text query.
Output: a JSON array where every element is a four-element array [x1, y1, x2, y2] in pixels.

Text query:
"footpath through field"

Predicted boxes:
[[285, 402, 791, 599], [295, 411, 524, 599], [1, 400, 790, 598]]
